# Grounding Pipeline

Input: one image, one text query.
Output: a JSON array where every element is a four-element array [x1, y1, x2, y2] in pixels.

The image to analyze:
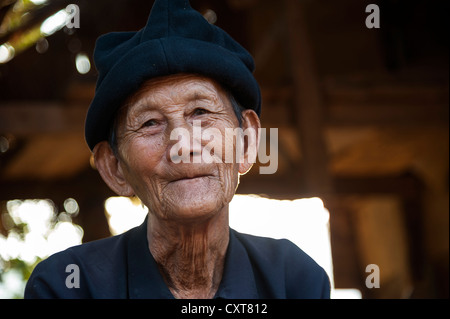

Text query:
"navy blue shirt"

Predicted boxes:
[[25, 218, 330, 299]]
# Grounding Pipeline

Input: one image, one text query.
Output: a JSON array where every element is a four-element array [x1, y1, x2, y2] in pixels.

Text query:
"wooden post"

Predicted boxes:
[[285, 0, 332, 196]]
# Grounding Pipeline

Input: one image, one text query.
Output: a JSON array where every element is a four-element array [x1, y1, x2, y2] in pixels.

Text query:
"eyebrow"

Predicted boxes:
[[188, 91, 220, 104]]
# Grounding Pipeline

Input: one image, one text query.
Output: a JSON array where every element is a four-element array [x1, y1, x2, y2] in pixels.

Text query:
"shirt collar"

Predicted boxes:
[[127, 217, 174, 299], [214, 228, 259, 299], [127, 217, 259, 299]]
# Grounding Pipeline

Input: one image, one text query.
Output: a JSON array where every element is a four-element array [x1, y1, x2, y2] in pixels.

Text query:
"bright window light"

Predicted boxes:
[[229, 195, 334, 288], [331, 288, 362, 299], [104, 197, 148, 236]]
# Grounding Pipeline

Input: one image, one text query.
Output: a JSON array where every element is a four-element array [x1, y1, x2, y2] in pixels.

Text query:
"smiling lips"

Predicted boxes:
[[172, 174, 212, 182]]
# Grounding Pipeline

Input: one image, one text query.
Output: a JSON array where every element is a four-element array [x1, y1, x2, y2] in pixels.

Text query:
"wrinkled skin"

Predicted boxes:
[[93, 74, 260, 298]]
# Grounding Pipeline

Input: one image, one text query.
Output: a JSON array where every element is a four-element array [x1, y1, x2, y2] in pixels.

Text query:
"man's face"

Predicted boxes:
[[114, 74, 243, 222]]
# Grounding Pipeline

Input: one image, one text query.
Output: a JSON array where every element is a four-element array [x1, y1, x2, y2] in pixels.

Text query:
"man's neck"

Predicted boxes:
[[147, 208, 229, 299]]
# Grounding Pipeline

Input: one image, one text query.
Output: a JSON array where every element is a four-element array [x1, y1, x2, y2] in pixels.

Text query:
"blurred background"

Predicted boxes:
[[0, 0, 448, 299]]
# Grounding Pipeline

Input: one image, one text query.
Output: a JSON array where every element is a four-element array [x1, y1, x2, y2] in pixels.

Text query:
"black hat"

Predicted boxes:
[[85, 0, 261, 151]]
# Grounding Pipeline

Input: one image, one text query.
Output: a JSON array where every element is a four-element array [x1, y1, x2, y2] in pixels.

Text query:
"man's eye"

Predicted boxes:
[[142, 119, 157, 127], [193, 108, 209, 116]]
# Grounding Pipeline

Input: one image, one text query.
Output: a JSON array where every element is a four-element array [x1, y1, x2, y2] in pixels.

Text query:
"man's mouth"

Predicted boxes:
[[172, 174, 212, 182]]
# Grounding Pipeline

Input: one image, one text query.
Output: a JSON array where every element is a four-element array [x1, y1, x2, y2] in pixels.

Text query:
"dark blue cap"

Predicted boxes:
[[85, 0, 261, 150]]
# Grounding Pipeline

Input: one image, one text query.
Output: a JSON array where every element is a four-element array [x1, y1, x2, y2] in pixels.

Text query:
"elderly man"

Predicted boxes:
[[25, 0, 330, 299]]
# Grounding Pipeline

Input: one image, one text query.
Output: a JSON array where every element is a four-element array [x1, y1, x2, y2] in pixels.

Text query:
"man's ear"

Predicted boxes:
[[93, 141, 135, 196], [238, 109, 261, 175]]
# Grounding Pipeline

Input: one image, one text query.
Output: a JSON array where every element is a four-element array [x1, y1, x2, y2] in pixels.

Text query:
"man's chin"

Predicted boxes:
[[170, 202, 225, 223]]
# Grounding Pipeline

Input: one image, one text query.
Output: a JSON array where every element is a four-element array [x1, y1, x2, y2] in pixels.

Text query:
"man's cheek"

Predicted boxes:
[[219, 163, 240, 195], [199, 127, 224, 164]]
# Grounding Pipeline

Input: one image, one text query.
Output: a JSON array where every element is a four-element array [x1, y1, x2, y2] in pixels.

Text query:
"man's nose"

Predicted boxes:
[[166, 119, 203, 164]]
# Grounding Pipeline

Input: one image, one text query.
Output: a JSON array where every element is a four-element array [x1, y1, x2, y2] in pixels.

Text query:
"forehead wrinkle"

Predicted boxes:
[[128, 83, 223, 118], [127, 93, 164, 119]]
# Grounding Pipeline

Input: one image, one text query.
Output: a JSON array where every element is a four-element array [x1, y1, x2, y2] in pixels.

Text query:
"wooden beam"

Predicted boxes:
[[237, 174, 303, 199], [325, 80, 449, 127], [259, 83, 448, 128], [327, 103, 449, 127], [333, 173, 424, 198], [0, 168, 113, 202], [238, 171, 425, 199], [0, 102, 88, 135]]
